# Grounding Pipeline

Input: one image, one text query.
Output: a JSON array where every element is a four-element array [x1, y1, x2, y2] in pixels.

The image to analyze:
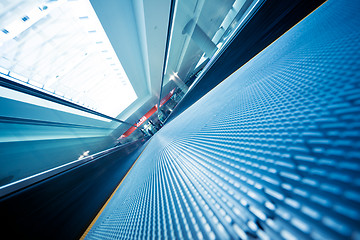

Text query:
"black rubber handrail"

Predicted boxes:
[[157, 0, 176, 114], [0, 75, 136, 127], [0, 115, 112, 130]]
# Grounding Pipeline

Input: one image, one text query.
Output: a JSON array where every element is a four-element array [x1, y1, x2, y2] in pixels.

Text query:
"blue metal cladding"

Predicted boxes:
[[86, 0, 360, 239]]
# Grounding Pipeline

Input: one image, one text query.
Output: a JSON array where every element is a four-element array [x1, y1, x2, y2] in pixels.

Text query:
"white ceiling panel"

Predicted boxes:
[[0, 0, 137, 118]]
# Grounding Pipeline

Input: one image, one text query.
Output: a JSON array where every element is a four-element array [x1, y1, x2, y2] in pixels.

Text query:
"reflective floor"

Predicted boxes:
[[84, 0, 360, 239]]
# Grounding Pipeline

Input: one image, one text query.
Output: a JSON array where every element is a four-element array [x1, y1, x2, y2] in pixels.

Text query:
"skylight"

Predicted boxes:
[[0, 0, 137, 118]]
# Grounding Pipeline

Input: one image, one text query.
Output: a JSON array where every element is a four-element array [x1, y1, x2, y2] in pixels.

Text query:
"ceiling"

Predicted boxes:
[[89, 0, 250, 124], [0, 0, 137, 118], [0, 0, 259, 133]]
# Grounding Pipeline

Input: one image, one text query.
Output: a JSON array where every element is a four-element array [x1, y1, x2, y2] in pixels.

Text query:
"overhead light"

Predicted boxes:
[[0, 1, 61, 46], [1, 29, 9, 34], [21, 16, 30, 22]]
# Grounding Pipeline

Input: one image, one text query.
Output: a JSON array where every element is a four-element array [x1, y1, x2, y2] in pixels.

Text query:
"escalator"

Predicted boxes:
[[83, 0, 360, 239], [1, 0, 360, 239]]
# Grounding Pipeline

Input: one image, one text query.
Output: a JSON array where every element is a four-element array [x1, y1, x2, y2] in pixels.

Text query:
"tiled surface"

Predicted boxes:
[[86, 0, 360, 239]]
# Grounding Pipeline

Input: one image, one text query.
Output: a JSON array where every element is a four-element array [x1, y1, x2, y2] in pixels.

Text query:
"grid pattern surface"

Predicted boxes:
[[86, 0, 360, 239]]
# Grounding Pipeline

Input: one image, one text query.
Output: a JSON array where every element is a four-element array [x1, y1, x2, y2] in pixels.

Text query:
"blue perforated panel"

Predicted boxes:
[[86, 0, 360, 239]]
